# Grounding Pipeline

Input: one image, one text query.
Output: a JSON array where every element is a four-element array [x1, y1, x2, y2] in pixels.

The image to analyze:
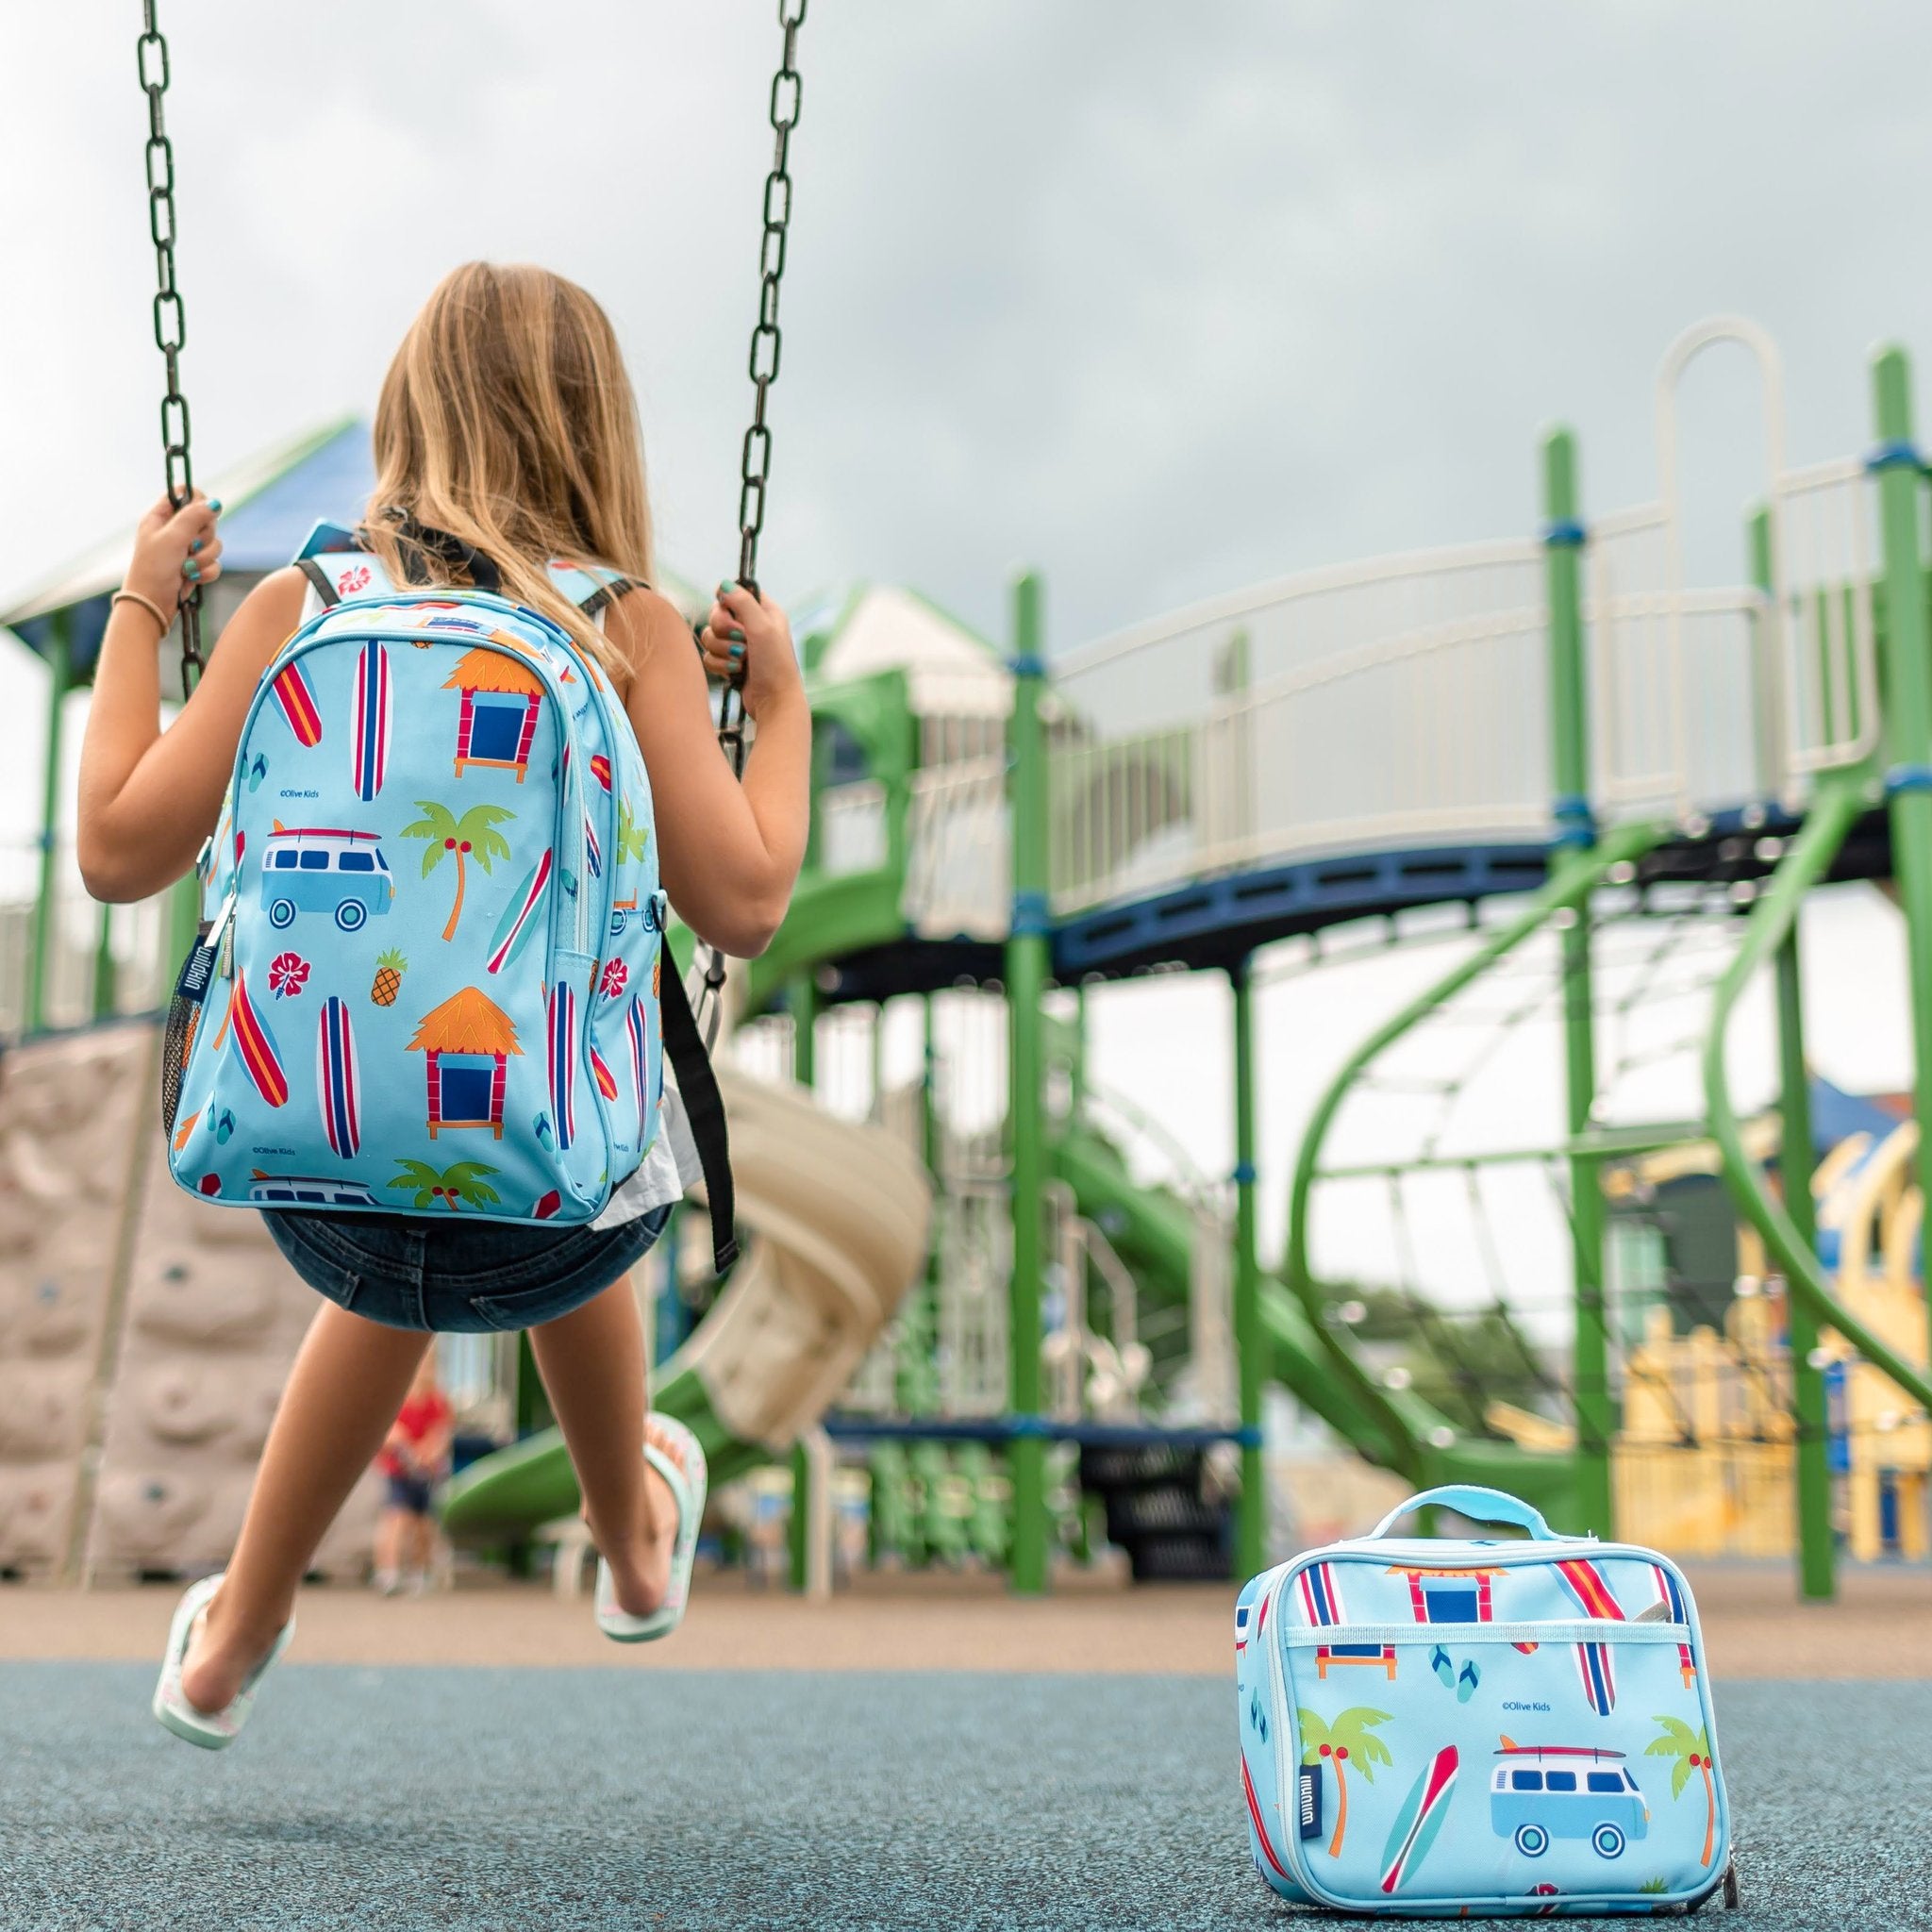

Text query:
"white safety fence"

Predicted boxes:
[[904, 755, 1008, 941], [0, 848, 173, 1038], [1044, 540, 1551, 917], [1773, 457, 1882, 784], [1588, 458, 1878, 822]]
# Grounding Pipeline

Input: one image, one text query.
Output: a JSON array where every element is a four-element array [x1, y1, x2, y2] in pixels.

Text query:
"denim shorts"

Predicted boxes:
[[261, 1204, 672, 1334]]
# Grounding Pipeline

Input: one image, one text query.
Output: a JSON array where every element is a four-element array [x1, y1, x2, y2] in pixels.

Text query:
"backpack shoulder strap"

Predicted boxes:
[[291, 523, 396, 608], [290, 530, 642, 620], [547, 559, 646, 620], [657, 940, 738, 1274]]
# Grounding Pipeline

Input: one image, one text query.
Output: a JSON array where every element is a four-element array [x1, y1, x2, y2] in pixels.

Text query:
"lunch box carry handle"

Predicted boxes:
[[1366, 1485, 1563, 1542]]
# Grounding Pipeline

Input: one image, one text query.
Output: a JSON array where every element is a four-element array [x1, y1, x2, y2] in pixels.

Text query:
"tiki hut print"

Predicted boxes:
[[406, 987, 522, 1139], [444, 648, 544, 782]]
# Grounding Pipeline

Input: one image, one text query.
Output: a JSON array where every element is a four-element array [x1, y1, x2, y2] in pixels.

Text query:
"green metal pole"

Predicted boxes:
[[789, 971, 820, 1591], [25, 612, 72, 1038], [1872, 346, 1932, 1391], [791, 974, 818, 1089], [91, 903, 117, 1021], [1774, 935, 1835, 1599], [1006, 570, 1050, 1594], [1069, 981, 1087, 1118], [1751, 502, 1836, 1600], [1543, 427, 1615, 1538], [1231, 956, 1265, 1576]]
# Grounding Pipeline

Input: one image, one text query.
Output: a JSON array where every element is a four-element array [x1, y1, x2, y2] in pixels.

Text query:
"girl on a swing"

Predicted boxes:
[[76, 262, 810, 1745]]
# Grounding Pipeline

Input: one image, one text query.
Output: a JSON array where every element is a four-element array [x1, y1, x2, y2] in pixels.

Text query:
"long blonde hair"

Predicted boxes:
[[361, 262, 654, 673]]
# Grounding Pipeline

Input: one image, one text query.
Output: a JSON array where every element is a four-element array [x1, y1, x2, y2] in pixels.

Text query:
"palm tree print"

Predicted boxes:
[[388, 1158, 502, 1212], [1646, 1716, 1718, 1867], [1297, 1707, 1393, 1857], [617, 798, 649, 865], [401, 802, 515, 941]]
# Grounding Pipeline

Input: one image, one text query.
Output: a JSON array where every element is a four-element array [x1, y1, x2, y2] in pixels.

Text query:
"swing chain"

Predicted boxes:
[[137, 0, 202, 692], [714, 0, 806, 766], [696, 0, 806, 1043], [738, 0, 807, 597]]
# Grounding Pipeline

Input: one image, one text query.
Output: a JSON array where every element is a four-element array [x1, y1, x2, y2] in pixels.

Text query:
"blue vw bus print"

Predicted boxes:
[[259, 827, 395, 932], [1489, 1745, 1649, 1859]]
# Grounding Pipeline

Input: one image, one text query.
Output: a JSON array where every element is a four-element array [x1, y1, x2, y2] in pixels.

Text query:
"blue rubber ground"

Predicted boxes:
[[1, 1669, 1924, 1930]]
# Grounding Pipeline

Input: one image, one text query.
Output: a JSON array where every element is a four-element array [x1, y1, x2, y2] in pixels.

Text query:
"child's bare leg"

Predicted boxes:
[[182, 1301, 430, 1711], [408, 1508, 436, 1574], [374, 1506, 407, 1578], [525, 1274, 684, 1617]]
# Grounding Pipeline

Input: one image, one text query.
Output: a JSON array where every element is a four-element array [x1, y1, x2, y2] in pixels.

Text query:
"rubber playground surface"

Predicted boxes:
[[1, 1667, 1924, 1931], [4, 1572, 1930, 1931]]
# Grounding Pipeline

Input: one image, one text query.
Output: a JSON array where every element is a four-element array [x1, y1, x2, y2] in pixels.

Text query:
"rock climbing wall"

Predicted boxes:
[[85, 1031, 383, 1583], [0, 1024, 151, 1577], [0, 1017, 381, 1584]]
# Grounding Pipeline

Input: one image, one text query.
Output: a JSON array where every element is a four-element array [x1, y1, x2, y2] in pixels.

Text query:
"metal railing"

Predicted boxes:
[[904, 755, 1008, 941], [817, 780, 888, 877], [1045, 539, 1550, 916], [0, 843, 173, 1039]]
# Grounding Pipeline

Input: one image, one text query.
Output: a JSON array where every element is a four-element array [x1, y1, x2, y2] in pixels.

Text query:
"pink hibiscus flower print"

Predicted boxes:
[[599, 959, 628, 1000], [268, 952, 310, 999], [336, 563, 372, 595]]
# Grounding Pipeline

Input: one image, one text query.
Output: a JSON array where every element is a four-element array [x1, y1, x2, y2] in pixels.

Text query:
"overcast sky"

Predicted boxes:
[[10, 3, 1932, 642], [5, 4, 1930, 1315]]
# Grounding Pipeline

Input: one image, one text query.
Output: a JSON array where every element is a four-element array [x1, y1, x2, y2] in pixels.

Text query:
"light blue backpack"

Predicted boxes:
[[1236, 1486, 1737, 1918], [161, 525, 734, 1267]]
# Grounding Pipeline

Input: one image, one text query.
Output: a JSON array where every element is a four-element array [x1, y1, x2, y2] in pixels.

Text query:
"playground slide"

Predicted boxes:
[[1052, 1123, 1402, 1465], [1051, 1123, 1574, 1515], [440, 1065, 930, 1541]]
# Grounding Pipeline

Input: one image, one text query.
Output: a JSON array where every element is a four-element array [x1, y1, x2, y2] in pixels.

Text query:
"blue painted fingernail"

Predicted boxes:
[[208, 498, 223, 513], [730, 644, 745, 660], [727, 628, 745, 642], [183, 561, 200, 579], [719, 580, 736, 595], [190, 539, 202, 554]]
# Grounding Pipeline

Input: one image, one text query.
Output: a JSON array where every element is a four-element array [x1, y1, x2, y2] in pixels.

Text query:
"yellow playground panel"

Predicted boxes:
[[1496, 1115, 1930, 1562]]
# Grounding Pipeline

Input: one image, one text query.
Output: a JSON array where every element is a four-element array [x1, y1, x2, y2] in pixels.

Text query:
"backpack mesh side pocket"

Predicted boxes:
[[160, 928, 216, 1138]]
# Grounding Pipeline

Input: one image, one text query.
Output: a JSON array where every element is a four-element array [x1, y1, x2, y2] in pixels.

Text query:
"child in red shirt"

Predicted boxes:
[[374, 1355, 452, 1595]]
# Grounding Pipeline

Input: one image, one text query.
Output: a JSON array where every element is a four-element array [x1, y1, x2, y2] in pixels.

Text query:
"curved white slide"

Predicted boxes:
[[673, 1066, 932, 1452]]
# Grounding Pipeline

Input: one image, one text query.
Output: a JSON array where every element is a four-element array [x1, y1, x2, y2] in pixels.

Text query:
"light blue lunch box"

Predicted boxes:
[[1236, 1485, 1737, 1918]]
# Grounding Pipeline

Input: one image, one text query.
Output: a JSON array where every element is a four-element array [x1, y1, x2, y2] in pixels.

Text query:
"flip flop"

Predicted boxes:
[[1457, 1658, 1481, 1703], [595, 1414, 708, 1643], [151, 1574, 294, 1751], [1430, 1643, 1456, 1688]]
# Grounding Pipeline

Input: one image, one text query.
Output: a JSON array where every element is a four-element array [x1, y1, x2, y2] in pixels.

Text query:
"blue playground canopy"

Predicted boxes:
[[0, 418, 374, 676]]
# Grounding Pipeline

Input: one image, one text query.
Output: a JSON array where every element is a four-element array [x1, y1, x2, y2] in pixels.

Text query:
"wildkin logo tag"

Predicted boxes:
[[174, 942, 217, 1006], [1297, 1764, 1323, 1840]]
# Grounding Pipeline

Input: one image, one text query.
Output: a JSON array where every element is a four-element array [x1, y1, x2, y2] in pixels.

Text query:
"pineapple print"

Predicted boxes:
[[371, 950, 408, 1007]]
